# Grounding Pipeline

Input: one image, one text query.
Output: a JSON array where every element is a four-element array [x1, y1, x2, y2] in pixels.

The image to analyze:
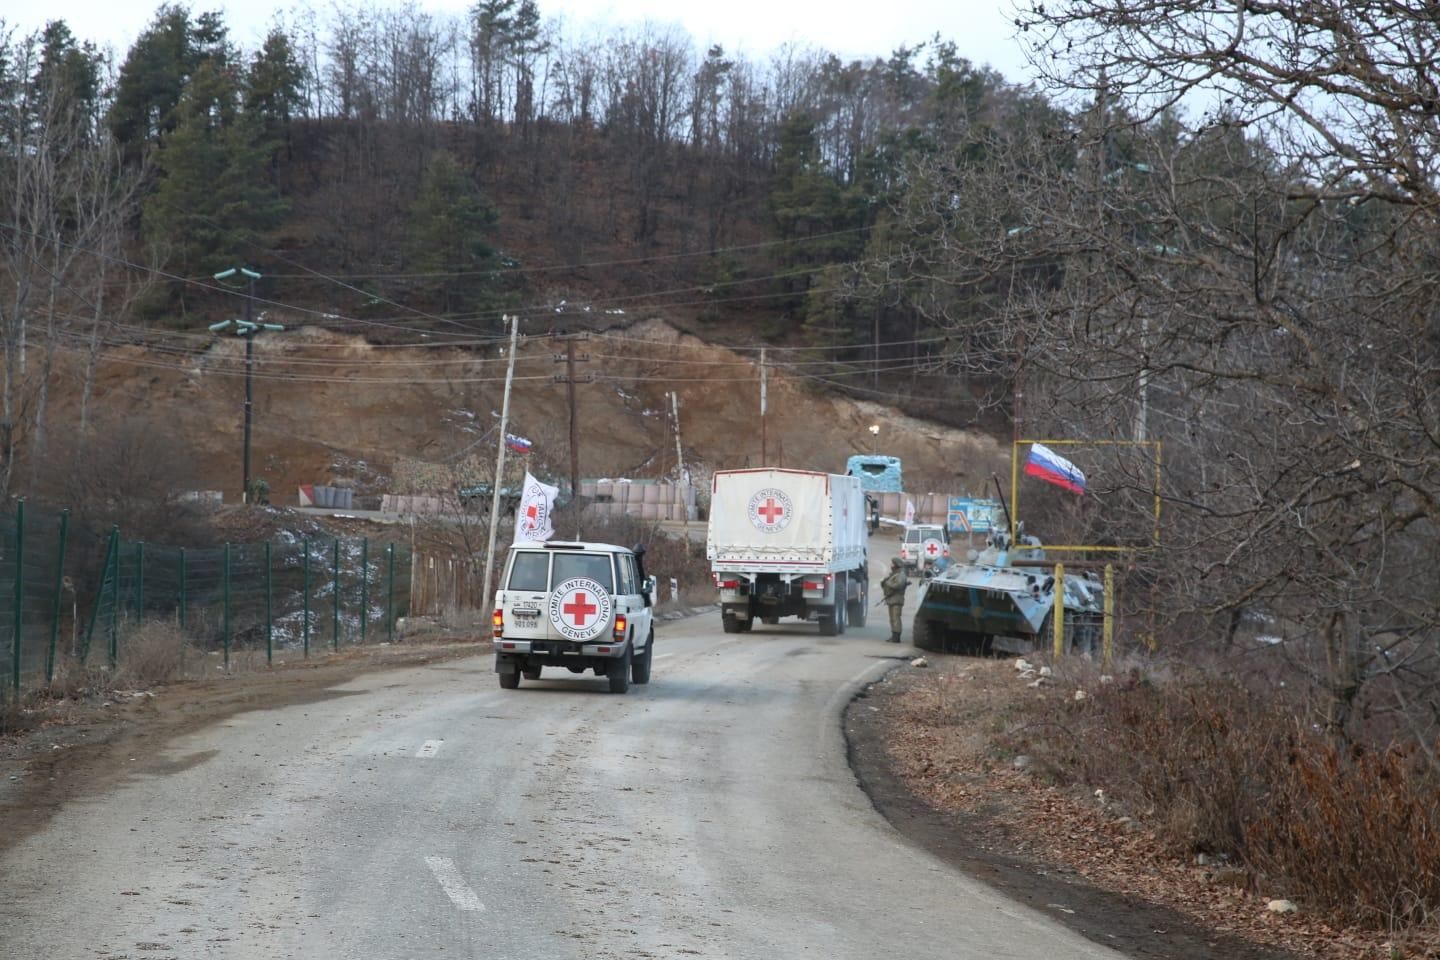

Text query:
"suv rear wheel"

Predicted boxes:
[[607, 645, 632, 694], [631, 632, 653, 684], [499, 670, 520, 690]]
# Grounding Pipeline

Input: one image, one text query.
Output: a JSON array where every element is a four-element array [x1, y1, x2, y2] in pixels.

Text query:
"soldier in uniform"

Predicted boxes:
[[881, 556, 909, 643]]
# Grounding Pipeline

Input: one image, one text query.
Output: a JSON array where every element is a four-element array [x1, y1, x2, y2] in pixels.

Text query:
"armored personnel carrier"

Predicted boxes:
[[911, 522, 1104, 656]]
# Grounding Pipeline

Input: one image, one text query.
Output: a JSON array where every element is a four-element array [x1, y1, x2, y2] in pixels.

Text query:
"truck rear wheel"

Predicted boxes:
[[848, 579, 868, 627], [499, 670, 520, 689], [722, 612, 754, 633], [522, 665, 542, 680], [819, 609, 839, 636]]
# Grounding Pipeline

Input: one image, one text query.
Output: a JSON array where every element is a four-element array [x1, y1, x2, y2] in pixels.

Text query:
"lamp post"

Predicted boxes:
[[211, 267, 282, 503]]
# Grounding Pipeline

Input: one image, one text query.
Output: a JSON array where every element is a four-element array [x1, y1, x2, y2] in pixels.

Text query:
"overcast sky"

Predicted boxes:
[[11, 0, 1039, 84]]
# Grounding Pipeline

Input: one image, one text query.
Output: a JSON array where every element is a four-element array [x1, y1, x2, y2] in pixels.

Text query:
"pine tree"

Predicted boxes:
[[405, 151, 500, 317], [141, 60, 285, 285]]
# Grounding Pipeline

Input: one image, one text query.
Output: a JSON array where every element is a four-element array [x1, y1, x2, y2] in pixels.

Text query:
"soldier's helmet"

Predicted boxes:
[[891, 556, 903, 568]]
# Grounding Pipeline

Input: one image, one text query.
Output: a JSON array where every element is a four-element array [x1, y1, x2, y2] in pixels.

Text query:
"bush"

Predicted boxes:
[[1007, 668, 1440, 929], [1247, 742, 1440, 927], [114, 620, 198, 686]]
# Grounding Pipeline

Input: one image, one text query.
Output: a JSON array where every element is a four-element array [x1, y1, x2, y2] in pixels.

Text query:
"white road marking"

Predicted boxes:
[[425, 856, 485, 912], [416, 739, 443, 758], [654, 653, 674, 661]]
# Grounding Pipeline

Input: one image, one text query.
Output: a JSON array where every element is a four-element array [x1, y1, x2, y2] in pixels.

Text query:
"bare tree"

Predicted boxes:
[[874, 1, 1440, 748]]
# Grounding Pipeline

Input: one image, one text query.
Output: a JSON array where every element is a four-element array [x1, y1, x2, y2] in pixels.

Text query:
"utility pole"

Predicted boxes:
[[210, 267, 279, 503], [481, 315, 520, 617], [552, 332, 591, 497], [759, 347, 768, 467], [670, 391, 685, 481]]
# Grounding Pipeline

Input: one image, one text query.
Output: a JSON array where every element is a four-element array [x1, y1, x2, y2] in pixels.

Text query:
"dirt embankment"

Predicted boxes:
[[57, 318, 1006, 504]]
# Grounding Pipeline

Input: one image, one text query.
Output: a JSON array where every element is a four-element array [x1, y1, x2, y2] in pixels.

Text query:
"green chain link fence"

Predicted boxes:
[[1, 500, 413, 699]]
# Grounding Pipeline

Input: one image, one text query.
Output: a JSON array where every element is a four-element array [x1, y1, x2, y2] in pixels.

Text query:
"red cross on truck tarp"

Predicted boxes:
[[563, 593, 598, 626], [757, 498, 784, 524]]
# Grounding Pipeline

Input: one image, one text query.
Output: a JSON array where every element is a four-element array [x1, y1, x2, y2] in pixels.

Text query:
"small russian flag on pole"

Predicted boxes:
[[505, 434, 533, 454], [1024, 443, 1086, 495]]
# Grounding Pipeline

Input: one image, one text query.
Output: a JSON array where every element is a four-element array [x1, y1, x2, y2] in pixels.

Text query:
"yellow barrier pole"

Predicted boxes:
[[1103, 563, 1114, 668], [1010, 442, 1021, 547], [1052, 562, 1065, 658]]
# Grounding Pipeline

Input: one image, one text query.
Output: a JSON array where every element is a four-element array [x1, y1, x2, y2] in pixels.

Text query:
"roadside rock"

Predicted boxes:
[[1266, 899, 1299, 915]]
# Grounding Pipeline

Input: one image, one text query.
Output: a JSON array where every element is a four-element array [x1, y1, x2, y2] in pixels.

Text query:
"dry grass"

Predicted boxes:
[[1003, 661, 1440, 932], [112, 621, 199, 686]]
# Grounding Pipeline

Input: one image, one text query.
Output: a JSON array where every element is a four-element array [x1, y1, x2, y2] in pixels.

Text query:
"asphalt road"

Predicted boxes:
[[1, 614, 1124, 960]]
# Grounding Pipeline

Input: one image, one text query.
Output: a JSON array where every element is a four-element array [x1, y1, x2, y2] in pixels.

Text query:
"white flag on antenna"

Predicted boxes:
[[513, 472, 558, 544], [904, 499, 915, 525]]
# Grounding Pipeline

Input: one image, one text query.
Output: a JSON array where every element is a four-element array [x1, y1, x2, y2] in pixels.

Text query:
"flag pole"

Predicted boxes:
[[481, 315, 520, 619]]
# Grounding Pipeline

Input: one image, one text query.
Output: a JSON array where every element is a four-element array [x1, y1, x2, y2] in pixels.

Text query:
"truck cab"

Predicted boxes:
[[492, 541, 655, 694]]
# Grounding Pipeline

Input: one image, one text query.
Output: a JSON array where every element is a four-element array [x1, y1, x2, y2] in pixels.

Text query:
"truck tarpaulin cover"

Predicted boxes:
[[707, 469, 867, 569]]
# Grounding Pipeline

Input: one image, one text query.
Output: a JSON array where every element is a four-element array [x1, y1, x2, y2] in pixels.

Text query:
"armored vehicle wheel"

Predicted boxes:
[[608, 646, 632, 694], [912, 617, 942, 652]]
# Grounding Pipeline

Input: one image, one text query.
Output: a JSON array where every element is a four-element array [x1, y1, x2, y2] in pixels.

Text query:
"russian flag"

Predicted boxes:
[[1024, 443, 1086, 495], [505, 434, 533, 454]]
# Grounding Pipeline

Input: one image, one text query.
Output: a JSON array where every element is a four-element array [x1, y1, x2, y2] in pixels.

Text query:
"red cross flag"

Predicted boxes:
[[513, 471, 559, 544]]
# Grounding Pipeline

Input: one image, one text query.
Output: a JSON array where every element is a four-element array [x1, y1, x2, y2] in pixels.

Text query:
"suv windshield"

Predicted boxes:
[[508, 552, 550, 591], [552, 552, 615, 590]]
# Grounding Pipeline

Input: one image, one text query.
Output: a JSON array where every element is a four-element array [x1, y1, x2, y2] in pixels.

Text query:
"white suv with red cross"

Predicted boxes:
[[492, 541, 656, 694], [900, 523, 951, 577]]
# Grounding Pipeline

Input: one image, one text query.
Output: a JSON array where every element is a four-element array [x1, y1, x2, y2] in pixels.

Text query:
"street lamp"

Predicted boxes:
[[211, 267, 283, 503]]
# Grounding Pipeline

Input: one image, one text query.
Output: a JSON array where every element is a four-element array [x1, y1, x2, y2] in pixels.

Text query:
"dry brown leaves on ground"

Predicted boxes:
[[878, 658, 1439, 960]]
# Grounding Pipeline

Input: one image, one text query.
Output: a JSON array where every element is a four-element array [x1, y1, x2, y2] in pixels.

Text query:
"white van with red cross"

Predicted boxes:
[[900, 523, 951, 577], [492, 541, 656, 694]]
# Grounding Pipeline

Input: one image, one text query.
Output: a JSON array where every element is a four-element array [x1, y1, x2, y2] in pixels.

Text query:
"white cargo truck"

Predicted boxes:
[[706, 468, 869, 635]]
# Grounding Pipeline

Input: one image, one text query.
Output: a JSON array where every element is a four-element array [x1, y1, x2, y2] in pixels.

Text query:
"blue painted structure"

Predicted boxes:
[[844, 455, 903, 493]]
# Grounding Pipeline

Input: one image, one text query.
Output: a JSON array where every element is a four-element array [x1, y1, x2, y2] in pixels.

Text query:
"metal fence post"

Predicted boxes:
[[1103, 563, 1115, 668], [135, 541, 145, 624], [223, 542, 232, 670], [178, 547, 187, 633], [1052, 562, 1066, 659], [265, 540, 274, 666], [108, 526, 119, 669], [11, 498, 23, 696], [359, 537, 369, 645], [332, 538, 341, 651], [302, 538, 311, 659], [386, 544, 395, 644], [46, 510, 70, 685]]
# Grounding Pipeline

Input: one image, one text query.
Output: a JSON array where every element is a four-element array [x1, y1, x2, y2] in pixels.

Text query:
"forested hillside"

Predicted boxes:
[[4, 0, 1440, 937]]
